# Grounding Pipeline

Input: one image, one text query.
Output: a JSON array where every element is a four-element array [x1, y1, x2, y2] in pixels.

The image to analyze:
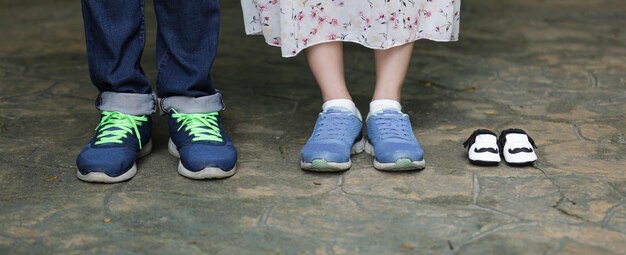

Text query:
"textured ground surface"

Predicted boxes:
[[1, 0, 625, 254]]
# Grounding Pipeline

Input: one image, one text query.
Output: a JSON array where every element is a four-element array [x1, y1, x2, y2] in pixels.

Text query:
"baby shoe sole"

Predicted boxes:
[[505, 160, 536, 167], [469, 160, 500, 166]]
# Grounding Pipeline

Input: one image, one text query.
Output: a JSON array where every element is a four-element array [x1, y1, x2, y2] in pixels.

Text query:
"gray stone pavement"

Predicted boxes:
[[1, 0, 625, 254]]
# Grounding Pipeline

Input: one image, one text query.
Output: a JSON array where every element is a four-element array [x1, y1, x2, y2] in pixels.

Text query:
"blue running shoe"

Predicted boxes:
[[167, 109, 237, 179], [365, 110, 425, 171], [300, 107, 364, 171], [76, 111, 152, 183]]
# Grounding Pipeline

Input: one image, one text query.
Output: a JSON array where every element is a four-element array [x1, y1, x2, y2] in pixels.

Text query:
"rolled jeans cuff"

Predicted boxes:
[[96, 92, 157, 115], [159, 92, 225, 114]]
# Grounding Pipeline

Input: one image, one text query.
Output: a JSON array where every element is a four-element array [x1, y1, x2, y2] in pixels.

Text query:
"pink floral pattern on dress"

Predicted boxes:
[[241, 0, 461, 57]]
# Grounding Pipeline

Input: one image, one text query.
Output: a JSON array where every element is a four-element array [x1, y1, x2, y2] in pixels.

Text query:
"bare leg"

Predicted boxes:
[[372, 43, 415, 101], [306, 42, 351, 101]]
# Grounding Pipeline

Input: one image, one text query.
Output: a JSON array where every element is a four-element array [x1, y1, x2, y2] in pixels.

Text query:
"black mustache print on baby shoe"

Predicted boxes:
[[474, 147, 499, 154], [508, 147, 533, 154]]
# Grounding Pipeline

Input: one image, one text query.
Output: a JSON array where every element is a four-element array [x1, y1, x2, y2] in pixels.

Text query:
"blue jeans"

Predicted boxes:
[[81, 0, 224, 115]]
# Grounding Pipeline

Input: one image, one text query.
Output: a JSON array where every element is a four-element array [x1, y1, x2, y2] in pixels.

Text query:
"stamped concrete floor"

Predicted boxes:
[[1, 0, 625, 254]]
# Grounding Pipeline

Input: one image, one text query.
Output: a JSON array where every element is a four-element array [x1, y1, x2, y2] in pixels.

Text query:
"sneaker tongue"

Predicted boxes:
[[325, 107, 353, 115], [102, 126, 124, 133], [374, 109, 402, 116], [366, 108, 402, 122], [383, 108, 401, 113]]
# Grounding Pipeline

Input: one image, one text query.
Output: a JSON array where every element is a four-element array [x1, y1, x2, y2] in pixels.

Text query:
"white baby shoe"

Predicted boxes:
[[498, 128, 538, 166], [463, 129, 501, 166]]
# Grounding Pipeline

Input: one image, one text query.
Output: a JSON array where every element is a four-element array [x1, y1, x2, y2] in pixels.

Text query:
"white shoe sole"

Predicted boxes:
[[300, 139, 365, 172], [168, 139, 237, 179], [76, 139, 153, 183], [364, 140, 425, 171]]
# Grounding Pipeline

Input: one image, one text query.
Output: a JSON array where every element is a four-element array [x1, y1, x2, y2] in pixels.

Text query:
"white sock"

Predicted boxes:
[[368, 99, 402, 119], [322, 99, 362, 121]]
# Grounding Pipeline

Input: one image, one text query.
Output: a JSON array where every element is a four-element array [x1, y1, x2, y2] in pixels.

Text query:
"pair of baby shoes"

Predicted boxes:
[[463, 128, 537, 166]]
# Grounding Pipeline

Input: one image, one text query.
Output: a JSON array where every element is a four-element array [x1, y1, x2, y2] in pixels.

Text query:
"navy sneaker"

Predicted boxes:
[[365, 109, 425, 171], [167, 109, 237, 179], [300, 107, 364, 171], [76, 111, 152, 183]]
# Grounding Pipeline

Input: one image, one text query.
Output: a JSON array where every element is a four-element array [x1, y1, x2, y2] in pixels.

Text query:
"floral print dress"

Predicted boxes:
[[241, 0, 461, 57]]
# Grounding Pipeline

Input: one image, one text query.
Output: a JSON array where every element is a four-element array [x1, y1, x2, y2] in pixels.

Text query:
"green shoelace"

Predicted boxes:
[[171, 110, 223, 142], [94, 111, 148, 149]]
